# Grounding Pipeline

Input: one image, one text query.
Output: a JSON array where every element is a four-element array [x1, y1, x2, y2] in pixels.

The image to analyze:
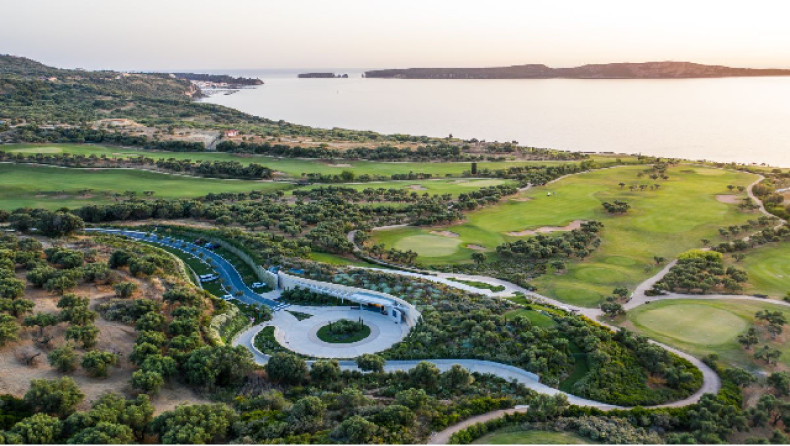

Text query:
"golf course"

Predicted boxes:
[[624, 299, 790, 371], [372, 165, 758, 306], [0, 163, 291, 210], [728, 241, 790, 299], [0, 143, 627, 178]]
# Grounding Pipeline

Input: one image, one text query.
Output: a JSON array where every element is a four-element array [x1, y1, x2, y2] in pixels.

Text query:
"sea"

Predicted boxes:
[[201, 69, 790, 167]]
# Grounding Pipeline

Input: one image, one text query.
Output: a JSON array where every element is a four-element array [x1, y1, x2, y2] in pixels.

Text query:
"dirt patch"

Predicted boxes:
[[1, 266, 207, 414], [326, 163, 352, 168], [430, 230, 459, 238], [511, 196, 533, 202], [715, 194, 741, 204], [408, 185, 427, 191], [466, 244, 488, 251], [506, 220, 586, 237]]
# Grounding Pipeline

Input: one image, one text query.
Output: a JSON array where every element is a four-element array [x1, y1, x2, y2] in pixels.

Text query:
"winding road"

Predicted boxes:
[[94, 170, 788, 443]]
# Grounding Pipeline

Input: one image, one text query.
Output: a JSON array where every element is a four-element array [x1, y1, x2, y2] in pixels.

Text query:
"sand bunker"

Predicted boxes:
[[506, 220, 586, 237], [466, 244, 488, 251], [715, 194, 741, 204], [409, 185, 427, 190], [430, 230, 459, 238]]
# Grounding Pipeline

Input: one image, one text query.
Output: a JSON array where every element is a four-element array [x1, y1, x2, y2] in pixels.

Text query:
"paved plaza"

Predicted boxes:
[[255, 305, 410, 358]]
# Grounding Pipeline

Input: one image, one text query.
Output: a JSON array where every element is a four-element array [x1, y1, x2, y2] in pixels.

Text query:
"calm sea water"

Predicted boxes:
[[202, 69, 790, 167]]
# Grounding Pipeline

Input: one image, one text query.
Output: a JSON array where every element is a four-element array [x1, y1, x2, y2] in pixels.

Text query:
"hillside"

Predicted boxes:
[[365, 61, 790, 79]]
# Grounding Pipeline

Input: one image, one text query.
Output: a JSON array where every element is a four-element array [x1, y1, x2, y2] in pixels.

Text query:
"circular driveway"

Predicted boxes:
[[269, 306, 410, 358]]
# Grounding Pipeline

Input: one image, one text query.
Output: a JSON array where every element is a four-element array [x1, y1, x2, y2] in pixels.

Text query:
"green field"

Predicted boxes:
[[729, 242, 790, 299], [504, 308, 556, 328], [308, 252, 375, 268], [624, 299, 790, 371], [472, 429, 593, 444], [297, 178, 515, 196], [0, 143, 618, 178], [373, 165, 757, 306], [0, 163, 290, 210]]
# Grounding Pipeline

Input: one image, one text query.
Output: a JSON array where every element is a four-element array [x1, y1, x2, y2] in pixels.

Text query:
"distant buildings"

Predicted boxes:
[[224, 130, 239, 137]]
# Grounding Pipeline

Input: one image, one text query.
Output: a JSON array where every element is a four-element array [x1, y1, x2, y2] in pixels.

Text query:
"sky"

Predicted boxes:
[[3, 0, 790, 71]]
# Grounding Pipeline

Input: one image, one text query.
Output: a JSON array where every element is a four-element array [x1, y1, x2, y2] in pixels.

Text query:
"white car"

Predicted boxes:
[[222, 294, 235, 301], [251, 282, 265, 288]]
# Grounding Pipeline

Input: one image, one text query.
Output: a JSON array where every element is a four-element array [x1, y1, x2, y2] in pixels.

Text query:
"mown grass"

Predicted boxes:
[[309, 252, 375, 268], [0, 163, 290, 210], [373, 165, 758, 306], [1, 143, 627, 178], [727, 242, 790, 299], [295, 178, 515, 197], [624, 299, 790, 372], [472, 429, 593, 444], [503, 308, 556, 328]]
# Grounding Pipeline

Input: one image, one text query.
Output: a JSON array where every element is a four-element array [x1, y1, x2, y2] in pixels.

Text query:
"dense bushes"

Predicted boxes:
[[651, 250, 748, 294]]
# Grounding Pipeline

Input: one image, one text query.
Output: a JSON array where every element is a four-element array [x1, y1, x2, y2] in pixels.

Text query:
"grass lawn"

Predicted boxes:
[[472, 429, 593, 444], [504, 309, 556, 328], [372, 165, 758, 306], [623, 299, 790, 372], [296, 178, 516, 197], [0, 163, 290, 210], [309, 252, 375, 268], [0, 143, 624, 178], [728, 242, 790, 299]]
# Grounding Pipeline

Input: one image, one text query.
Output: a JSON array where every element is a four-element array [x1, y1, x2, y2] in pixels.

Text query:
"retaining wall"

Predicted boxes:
[[278, 272, 421, 327]]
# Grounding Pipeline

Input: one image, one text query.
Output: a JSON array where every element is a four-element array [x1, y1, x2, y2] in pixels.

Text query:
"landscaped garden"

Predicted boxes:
[[316, 318, 371, 343]]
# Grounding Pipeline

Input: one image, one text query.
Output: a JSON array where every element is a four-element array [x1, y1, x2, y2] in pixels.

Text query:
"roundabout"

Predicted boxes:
[[256, 305, 410, 359]]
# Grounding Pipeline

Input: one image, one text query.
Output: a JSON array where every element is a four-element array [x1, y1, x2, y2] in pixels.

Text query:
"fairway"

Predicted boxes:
[[625, 299, 790, 371], [472, 430, 593, 444], [296, 178, 516, 196], [731, 242, 790, 298], [631, 303, 746, 345], [0, 163, 290, 210], [372, 165, 758, 306], [0, 143, 625, 178]]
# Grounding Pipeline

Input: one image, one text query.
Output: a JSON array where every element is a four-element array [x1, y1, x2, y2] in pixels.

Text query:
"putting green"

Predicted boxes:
[[625, 299, 790, 371], [632, 303, 747, 345], [393, 234, 462, 257]]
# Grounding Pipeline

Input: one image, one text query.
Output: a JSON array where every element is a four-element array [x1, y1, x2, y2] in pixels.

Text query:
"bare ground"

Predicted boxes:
[[429, 230, 459, 238], [506, 219, 586, 237], [1, 269, 208, 414], [715, 194, 742, 204]]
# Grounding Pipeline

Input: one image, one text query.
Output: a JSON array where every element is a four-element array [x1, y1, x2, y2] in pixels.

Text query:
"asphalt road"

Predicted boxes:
[[86, 228, 282, 309]]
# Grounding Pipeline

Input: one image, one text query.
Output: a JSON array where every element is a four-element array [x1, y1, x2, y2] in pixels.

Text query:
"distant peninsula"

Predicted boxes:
[[298, 72, 349, 78], [171, 72, 263, 86], [364, 61, 790, 79]]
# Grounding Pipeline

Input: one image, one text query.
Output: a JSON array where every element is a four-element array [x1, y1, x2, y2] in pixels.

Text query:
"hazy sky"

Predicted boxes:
[[4, 0, 790, 71]]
